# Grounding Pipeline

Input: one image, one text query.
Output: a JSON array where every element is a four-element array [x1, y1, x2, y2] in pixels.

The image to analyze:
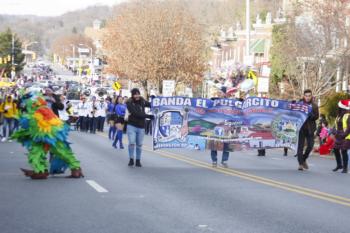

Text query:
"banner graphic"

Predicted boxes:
[[151, 97, 311, 151]]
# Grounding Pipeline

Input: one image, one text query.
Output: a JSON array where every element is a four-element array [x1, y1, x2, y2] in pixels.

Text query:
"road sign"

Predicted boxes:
[[257, 77, 269, 93], [78, 48, 90, 53], [162, 80, 175, 96], [112, 81, 122, 91]]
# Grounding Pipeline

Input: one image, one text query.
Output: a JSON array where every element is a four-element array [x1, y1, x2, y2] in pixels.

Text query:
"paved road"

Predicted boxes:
[[1, 132, 350, 233]]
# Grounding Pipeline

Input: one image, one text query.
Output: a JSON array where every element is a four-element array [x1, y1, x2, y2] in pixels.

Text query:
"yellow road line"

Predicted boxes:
[[151, 148, 350, 204], [96, 132, 350, 207]]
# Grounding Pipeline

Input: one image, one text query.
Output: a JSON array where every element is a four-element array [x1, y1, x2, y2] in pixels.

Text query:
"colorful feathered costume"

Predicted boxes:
[[12, 92, 84, 179]]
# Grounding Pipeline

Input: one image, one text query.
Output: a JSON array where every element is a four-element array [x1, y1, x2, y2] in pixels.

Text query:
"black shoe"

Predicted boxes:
[[332, 166, 343, 172], [341, 168, 348, 173], [135, 159, 142, 167], [128, 159, 134, 166]]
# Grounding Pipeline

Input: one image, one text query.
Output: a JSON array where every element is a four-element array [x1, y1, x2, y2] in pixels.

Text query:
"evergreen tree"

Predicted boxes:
[[0, 28, 25, 78]]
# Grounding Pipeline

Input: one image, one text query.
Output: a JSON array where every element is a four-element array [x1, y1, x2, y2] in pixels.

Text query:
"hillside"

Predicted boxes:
[[0, 0, 282, 55]]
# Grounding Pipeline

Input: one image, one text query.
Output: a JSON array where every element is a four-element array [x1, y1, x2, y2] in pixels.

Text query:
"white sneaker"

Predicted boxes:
[[221, 161, 228, 168], [1, 137, 7, 142]]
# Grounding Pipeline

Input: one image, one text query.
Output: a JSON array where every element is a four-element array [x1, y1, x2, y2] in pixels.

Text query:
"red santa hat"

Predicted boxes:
[[338, 99, 350, 110]]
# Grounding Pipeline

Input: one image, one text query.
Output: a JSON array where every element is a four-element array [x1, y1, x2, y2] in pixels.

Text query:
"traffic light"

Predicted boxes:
[[7, 55, 11, 62]]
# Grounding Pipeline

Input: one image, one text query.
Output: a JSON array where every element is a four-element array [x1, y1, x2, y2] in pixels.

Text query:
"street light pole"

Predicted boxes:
[[11, 34, 15, 80], [11, 34, 15, 67]]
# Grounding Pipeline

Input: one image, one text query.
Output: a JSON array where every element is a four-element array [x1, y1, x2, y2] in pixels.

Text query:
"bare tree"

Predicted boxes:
[[271, 0, 350, 99], [51, 34, 95, 61], [102, 0, 207, 96]]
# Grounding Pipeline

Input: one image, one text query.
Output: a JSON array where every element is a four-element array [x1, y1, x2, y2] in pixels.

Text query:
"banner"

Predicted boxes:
[[151, 97, 311, 151]]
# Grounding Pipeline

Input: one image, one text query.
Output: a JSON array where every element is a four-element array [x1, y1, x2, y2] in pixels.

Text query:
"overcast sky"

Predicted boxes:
[[0, 0, 126, 16]]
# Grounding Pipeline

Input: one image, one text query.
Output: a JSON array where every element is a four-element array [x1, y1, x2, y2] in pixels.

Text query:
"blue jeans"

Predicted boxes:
[[127, 124, 145, 160], [3, 118, 14, 138], [211, 143, 229, 162]]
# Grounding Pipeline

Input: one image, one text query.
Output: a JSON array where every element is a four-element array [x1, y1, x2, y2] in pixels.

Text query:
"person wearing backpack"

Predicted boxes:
[[125, 88, 154, 167]]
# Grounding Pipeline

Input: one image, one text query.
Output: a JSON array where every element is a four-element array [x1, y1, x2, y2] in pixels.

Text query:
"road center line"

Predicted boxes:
[[96, 132, 350, 207], [86, 180, 109, 193]]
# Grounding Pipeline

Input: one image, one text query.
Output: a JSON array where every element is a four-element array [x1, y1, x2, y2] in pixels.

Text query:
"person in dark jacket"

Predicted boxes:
[[296, 89, 319, 171], [331, 100, 350, 173], [44, 88, 64, 117], [126, 88, 153, 167]]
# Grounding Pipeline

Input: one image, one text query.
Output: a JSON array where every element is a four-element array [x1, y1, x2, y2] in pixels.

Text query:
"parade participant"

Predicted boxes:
[[12, 93, 83, 179], [144, 97, 154, 135], [0, 95, 18, 142], [66, 101, 74, 122], [89, 96, 98, 134], [43, 88, 64, 117], [77, 96, 89, 132], [112, 96, 126, 149], [208, 95, 231, 167], [332, 100, 350, 173], [96, 98, 107, 132], [107, 97, 116, 140], [296, 89, 319, 171], [126, 88, 153, 167]]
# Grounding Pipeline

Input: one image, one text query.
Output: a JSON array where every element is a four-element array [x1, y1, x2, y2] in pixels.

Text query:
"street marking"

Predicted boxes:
[[96, 132, 350, 207], [86, 180, 108, 193], [271, 158, 282, 161]]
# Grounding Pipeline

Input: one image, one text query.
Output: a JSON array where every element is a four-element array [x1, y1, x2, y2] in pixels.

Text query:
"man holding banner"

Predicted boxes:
[[296, 89, 319, 171]]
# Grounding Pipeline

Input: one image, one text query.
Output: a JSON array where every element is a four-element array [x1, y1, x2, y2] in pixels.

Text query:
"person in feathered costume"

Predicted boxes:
[[12, 92, 84, 179]]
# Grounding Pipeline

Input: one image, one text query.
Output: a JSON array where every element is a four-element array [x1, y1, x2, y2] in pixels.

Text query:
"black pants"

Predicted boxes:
[[89, 117, 97, 133], [334, 149, 349, 169], [78, 116, 89, 132], [297, 129, 315, 165], [97, 116, 105, 132], [145, 120, 152, 135]]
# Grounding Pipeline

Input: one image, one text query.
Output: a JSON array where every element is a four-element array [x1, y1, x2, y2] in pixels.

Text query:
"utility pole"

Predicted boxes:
[[246, 0, 250, 57], [11, 34, 15, 66], [11, 34, 15, 80]]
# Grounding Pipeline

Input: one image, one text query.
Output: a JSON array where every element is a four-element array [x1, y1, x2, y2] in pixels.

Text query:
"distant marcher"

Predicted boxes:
[[0, 95, 18, 142], [107, 97, 116, 140], [89, 96, 98, 134], [77, 96, 89, 132], [96, 98, 107, 132], [145, 106, 152, 135], [112, 96, 126, 149]]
